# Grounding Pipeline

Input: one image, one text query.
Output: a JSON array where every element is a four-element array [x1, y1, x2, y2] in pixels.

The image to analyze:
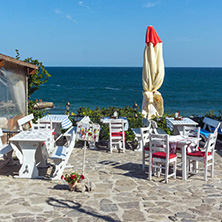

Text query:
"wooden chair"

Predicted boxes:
[[186, 130, 218, 181], [18, 114, 52, 131], [109, 119, 125, 153], [200, 117, 221, 145], [149, 133, 177, 183], [50, 131, 76, 180], [132, 128, 143, 151], [0, 128, 14, 169], [150, 120, 167, 135], [141, 125, 151, 171]]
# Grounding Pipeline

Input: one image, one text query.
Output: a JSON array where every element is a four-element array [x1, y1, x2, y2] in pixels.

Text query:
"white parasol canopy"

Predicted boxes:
[[142, 26, 165, 119]]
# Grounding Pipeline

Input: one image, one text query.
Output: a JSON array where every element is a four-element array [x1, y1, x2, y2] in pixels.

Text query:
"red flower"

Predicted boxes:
[[70, 175, 76, 180], [80, 175, 85, 180], [42, 142, 45, 146], [64, 177, 67, 180], [61, 175, 64, 180], [52, 132, 55, 135]]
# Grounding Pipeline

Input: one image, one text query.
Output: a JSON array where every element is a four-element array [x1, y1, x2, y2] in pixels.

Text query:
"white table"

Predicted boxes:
[[169, 135, 200, 180], [100, 117, 129, 131], [166, 117, 198, 135], [40, 115, 73, 138], [9, 130, 54, 178]]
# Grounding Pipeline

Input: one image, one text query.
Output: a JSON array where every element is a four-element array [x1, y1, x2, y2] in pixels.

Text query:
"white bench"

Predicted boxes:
[[50, 131, 76, 180], [200, 117, 222, 144], [0, 128, 14, 169]]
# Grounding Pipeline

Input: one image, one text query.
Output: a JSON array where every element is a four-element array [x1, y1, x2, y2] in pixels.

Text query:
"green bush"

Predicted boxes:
[[70, 106, 175, 141]]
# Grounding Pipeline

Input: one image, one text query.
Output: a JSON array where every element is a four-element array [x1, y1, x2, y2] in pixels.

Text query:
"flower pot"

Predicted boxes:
[[68, 182, 77, 191]]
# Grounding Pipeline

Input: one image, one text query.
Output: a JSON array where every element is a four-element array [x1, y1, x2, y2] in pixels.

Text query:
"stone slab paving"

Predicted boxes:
[[0, 142, 222, 222]]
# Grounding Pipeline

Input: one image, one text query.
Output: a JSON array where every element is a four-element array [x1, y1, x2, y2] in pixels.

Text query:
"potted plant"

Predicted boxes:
[[61, 172, 85, 191]]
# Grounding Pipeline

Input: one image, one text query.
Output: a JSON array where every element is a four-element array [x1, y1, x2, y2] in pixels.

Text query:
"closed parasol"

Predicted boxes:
[[142, 26, 165, 119]]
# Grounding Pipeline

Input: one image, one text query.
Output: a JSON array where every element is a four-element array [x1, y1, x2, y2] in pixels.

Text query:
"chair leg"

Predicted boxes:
[[165, 163, 169, 183], [186, 158, 190, 177], [122, 140, 125, 153], [148, 155, 152, 180], [204, 163, 208, 182], [109, 141, 112, 153], [173, 161, 177, 179], [142, 149, 145, 171], [211, 159, 214, 178]]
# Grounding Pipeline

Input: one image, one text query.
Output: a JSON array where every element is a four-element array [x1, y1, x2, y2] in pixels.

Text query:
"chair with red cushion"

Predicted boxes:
[[141, 124, 151, 171], [186, 130, 218, 181], [149, 133, 177, 183], [109, 119, 125, 153]]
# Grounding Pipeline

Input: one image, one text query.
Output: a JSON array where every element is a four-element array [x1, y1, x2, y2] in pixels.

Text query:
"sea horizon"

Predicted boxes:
[[33, 67, 222, 117]]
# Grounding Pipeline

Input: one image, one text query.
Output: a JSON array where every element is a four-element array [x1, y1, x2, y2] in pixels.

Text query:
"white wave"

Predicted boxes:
[[105, 87, 121, 91]]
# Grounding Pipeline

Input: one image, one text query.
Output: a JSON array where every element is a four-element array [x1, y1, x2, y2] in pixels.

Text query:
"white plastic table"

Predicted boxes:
[[166, 117, 198, 135], [9, 130, 53, 178]]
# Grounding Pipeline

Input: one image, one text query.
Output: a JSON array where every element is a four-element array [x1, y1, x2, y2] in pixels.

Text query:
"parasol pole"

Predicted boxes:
[[82, 140, 87, 175]]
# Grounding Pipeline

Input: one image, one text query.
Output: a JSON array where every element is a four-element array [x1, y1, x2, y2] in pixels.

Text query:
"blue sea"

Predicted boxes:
[[32, 67, 222, 117]]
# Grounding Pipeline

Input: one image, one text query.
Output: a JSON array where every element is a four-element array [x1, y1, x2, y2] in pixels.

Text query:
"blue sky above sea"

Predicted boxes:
[[1, 0, 222, 67]]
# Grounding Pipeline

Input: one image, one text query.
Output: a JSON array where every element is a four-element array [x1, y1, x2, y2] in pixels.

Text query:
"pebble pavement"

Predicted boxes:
[[0, 141, 222, 222]]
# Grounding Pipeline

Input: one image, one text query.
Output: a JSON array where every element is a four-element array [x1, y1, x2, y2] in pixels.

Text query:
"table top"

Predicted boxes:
[[169, 135, 199, 144], [166, 117, 198, 131], [40, 115, 73, 129], [9, 130, 50, 142]]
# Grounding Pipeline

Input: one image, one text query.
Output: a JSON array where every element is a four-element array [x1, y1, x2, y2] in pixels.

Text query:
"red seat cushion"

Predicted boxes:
[[152, 152, 177, 159], [144, 146, 149, 151], [187, 151, 211, 157], [111, 132, 126, 143], [112, 132, 125, 137]]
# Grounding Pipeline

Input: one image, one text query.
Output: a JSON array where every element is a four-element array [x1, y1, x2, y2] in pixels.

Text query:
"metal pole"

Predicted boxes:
[[82, 140, 87, 175]]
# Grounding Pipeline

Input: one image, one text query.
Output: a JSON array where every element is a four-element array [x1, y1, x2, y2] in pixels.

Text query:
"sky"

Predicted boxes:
[[1, 0, 222, 67]]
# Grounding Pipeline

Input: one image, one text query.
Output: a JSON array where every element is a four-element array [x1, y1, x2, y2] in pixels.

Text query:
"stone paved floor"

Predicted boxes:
[[0, 142, 222, 222]]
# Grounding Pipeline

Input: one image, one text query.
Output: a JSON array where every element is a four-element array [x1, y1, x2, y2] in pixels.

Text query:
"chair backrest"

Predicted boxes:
[[109, 118, 124, 139], [149, 133, 169, 156], [37, 119, 53, 130], [140, 124, 151, 147], [203, 117, 221, 132], [205, 130, 218, 154], [183, 126, 200, 147], [17, 114, 34, 131]]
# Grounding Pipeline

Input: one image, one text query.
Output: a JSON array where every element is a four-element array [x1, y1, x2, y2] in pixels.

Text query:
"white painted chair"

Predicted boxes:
[[141, 125, 151, 171], [183, 126, 201, 147], [109, 119, 125, 153], [50, 131, 76, 180], [150, 120, 167, 135], [200, 117, 221, 145], [17, 113, 52, 131], [132, 128, 143, 151], [0, 128, 14, 169], [186, 130, 218, 181], [149, 133, 177, 183]]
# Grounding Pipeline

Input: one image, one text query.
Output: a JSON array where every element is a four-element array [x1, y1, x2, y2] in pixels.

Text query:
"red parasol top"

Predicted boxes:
[[145, 26, 162, 47]]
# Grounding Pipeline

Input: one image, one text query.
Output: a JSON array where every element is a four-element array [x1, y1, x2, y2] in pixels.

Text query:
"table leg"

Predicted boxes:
[[16, 142, 39, 178], [182, 145, 187, 180]]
